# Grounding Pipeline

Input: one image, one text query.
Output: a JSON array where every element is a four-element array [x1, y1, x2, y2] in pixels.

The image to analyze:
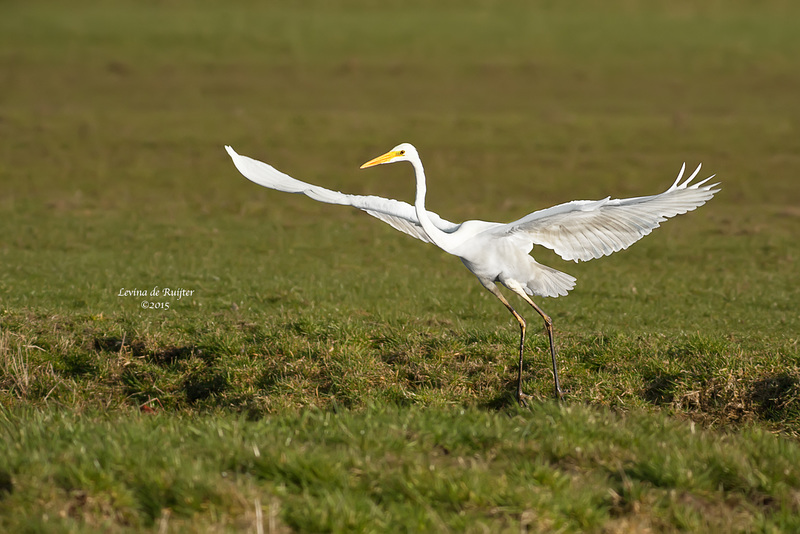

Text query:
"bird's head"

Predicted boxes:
[[360, 143, 418, 169]]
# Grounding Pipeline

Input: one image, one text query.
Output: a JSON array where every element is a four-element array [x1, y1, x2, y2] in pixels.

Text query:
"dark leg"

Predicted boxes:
[[481, 282, 530, 406], [515, 315, 527, 404], [518, 294, 563, 399]]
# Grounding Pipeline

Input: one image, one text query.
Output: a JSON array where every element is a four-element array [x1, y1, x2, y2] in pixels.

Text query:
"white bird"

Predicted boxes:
[[225, 143, 719, 404]]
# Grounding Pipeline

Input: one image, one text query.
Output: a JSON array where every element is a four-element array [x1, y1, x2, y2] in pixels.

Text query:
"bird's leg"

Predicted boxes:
[[515, 320, 528, 405], [517, 293, 563, 400], [482, 283, 530, 406]]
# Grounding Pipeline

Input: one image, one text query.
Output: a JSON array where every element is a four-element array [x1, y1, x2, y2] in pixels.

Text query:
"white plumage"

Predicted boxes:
[[225, 143, 719, 403], [225, 145, 458, 243]]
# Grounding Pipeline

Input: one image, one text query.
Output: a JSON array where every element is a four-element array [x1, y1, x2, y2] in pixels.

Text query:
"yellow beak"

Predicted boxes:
[[360, 150, 401, 169]]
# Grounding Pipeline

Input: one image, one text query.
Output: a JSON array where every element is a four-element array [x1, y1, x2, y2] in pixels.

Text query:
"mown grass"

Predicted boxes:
[[2, 0, 800, 531]]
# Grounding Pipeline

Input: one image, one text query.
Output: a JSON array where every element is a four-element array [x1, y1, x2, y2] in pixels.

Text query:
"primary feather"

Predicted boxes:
[[501, 163, 720, 262], [225, 145, 459, 244]]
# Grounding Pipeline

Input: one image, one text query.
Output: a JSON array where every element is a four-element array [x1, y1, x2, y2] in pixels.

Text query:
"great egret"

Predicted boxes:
[[225, 143, 719, 404]]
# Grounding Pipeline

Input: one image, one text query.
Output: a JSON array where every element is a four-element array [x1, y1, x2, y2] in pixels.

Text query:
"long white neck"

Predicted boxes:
[[410, 156, 457, 254]]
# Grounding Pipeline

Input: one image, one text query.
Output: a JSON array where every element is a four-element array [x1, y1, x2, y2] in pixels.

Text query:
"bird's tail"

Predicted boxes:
[[524, 260, 576, 298]]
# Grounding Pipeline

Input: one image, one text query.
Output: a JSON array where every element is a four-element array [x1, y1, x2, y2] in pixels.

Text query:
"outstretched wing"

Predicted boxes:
[[501, 163, 720, 262], [225, 146, 460, 244]]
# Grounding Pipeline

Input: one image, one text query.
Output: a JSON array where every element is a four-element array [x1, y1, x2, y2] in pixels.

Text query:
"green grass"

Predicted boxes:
[[3, 405, 800, 532], [2, 0, 800, 531]]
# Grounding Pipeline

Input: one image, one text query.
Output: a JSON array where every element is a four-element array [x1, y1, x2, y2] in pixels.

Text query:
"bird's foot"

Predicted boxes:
[[516, 391, 532, 407], [554, 386, 568, 401]]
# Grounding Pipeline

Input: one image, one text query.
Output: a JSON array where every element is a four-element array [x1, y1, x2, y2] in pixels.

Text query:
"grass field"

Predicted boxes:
[[2, 0, 800, 531]]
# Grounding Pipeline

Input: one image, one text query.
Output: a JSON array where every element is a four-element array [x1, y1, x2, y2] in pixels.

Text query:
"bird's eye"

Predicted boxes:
[[399, 150, 406, 155]]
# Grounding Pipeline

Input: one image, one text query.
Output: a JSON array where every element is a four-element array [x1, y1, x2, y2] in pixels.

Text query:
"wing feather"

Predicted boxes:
[[225, 146, 460, 243], [501, 163, 720, 262]]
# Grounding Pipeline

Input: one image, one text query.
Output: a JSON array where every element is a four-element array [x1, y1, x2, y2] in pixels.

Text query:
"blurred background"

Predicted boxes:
[[1, 0, 798, 333]]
